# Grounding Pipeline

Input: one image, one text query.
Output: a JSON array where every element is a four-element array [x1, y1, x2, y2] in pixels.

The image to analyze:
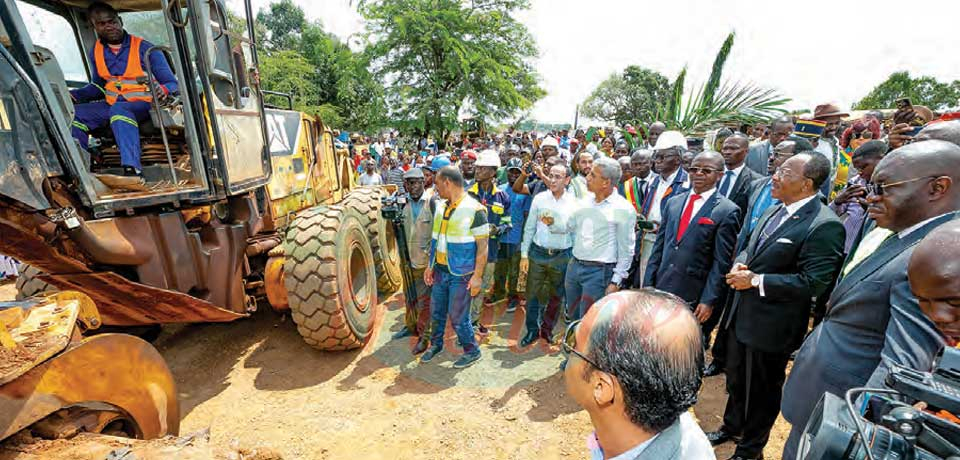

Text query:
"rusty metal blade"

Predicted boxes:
[[40, 273, 245, 326]]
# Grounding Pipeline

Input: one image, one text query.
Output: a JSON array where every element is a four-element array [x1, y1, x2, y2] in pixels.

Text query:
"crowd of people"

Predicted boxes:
[[362, 102, 960, 459]]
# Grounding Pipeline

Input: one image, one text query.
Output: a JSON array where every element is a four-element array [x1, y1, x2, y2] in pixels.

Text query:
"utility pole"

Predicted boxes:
[[574, 104, 579, 131]]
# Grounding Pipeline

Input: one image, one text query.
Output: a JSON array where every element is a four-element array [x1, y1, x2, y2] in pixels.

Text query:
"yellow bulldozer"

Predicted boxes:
[[0, 0, 401, 447]]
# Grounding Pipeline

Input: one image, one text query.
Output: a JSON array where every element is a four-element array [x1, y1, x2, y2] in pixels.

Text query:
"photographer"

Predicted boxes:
[[390, 168, 435, 355]]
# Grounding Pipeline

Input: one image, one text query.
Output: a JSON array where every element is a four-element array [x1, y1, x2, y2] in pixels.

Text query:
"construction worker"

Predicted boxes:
[[468, 150, 511, 334], [422, 166, 489, 368], [391, 168, 435, 355], [70, 2, 178, 176]]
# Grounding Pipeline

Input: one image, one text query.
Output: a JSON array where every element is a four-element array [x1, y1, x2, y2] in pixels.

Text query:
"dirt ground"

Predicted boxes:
[[0, 281, 791, 459]]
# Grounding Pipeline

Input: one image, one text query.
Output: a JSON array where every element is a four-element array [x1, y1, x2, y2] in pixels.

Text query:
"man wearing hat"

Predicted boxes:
[[639, 131, 690, 285], [491, 158, 529, 313], [391, 168, 436, 354], [358, 159, 383, 186], [812, 103, 850, 196], [459, 150, 478, 185], [467, 149, 512, 333], [423, 156, 451, 191], [793, 118, 835, 197]]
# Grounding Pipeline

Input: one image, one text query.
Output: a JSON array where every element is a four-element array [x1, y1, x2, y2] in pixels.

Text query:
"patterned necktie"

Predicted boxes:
[[843, 227, 895, 275], [676, 194, 702, 241], [757, 206, 787, 247], [718, 170, 735, 196]]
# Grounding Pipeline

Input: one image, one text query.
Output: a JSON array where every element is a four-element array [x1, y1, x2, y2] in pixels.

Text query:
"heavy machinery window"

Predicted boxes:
[[120, 11, 170, 47], [16, 1, 86, 82]]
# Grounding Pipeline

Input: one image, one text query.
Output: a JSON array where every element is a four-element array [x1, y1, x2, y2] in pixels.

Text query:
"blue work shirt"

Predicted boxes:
[[500, 185, 529, 245], [71, 33, 179, 103]]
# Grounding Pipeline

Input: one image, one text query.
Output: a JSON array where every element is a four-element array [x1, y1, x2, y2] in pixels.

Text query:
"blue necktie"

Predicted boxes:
[[719, 170, 735, 196]]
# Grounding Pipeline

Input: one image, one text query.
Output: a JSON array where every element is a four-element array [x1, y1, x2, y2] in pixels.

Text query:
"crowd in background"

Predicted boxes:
[[367, 101, 960, 460]]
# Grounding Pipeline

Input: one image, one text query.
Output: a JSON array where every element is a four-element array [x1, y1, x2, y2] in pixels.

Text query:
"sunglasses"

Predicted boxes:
[[561, 319, 603, 370], [865, 176, 938, 196], [687, 167, 721, 175]]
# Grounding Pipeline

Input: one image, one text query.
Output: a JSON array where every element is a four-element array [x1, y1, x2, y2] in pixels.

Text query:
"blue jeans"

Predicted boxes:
[[564, 259, 615, 320], [524, 245, 570, 336], [429, 265, 479, 354]]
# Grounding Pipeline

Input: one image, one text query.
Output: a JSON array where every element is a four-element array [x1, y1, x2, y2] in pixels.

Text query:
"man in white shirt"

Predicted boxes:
[[518, 163, 577, 347], [358, 160, 383, 186], [555, 157, 636, 320]]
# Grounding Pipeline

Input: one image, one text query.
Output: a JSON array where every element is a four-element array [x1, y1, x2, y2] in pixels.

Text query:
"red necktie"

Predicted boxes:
[[676, 194, 702, 241]]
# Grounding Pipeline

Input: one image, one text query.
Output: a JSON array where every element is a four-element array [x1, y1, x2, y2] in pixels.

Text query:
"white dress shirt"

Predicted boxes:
[[562, 192, 637, 285], [757, 194, 818, 296], [719, 164, 745, 198], [647, 169, 679, 225], [680, 187, 716, 222], [521, 189, 578, 256]]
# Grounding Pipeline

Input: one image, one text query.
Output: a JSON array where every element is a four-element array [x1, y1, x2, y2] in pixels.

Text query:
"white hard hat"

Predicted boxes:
[[540, 136, 559, 148], [653, 130, 688, 150], [476, 149, 501, 168]]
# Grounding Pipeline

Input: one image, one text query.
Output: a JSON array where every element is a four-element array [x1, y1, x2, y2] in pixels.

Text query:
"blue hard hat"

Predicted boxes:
[[425, 156, 451, 171]]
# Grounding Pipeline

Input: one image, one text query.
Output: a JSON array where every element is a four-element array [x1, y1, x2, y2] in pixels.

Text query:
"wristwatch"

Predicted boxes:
[[750, 274, 760, 288]]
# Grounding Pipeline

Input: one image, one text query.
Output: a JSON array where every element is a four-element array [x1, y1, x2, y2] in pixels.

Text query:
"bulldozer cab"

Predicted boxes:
[[0, 0, 271, 216]]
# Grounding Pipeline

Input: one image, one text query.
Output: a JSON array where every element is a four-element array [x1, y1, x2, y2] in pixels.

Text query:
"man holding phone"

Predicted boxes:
[[829, 140, 887, 254]]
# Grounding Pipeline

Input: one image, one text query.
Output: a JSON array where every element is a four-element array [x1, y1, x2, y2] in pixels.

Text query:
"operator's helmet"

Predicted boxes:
[[475, 149, 501, 168], [425, 156, 452, 172]]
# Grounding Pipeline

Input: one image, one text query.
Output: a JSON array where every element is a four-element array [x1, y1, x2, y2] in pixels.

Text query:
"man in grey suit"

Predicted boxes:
[[780, 139, 960, 460], [565, 290, 715, 460], [745, 117, 794, 176]]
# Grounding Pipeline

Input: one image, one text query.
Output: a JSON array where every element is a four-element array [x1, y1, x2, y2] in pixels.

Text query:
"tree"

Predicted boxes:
[[658, 32, 789, 133], [360, 0, 545, 146], [581, 66, 671, 125], [853, 71, 960, 110], [256, 0, 307, 51]]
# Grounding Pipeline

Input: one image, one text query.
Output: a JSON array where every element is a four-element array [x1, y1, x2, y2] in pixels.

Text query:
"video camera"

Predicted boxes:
[[380, 190, 407, 223], [800, 347, 960, 460]]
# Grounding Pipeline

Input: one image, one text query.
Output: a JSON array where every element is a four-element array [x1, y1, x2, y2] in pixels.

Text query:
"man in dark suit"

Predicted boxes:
[[706, 153, 845, 460], [780, 140, 960, 460], [745, 117, 794, 175], [637, 131, 689, 285], [718, 133, 763, 222], [645, 151, 740, 339]]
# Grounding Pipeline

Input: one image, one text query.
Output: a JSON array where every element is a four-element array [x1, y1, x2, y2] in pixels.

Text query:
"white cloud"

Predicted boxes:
[[286, 0, 960, 124]]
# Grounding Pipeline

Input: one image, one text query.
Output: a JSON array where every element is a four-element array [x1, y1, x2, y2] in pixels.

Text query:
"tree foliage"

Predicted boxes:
[[360, 0, 544, 145], [255, 0, 385, 131], [853, 71, 960, 110], [658, 32, 789, 133], [581, 66, 671, 125]]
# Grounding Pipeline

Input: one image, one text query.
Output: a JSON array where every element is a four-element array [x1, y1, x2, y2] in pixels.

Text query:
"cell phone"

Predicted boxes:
[[910, 126, 924, 136]]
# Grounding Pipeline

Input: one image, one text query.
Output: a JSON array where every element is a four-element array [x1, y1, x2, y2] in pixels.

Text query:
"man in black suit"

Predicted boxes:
[[645, 150, 740, 341], [780, 140, 960, 460], [706, 153, 845, 460], [718, 133, 763, 222]]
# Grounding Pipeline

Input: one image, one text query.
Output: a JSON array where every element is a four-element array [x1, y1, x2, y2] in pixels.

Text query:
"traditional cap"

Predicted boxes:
[[794, 118, 826, 139], [461, 150, 478, 160], [403, 168, 424, 179], [476, 149, 501, 168], [540, 136, 559, 148], [653, 130, 687, 150], [506, 157, 524, 171], [813, 103, 849, 119]]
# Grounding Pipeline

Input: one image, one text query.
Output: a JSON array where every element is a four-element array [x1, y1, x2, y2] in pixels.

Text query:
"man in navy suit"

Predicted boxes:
[[645, 151, 740, 340]]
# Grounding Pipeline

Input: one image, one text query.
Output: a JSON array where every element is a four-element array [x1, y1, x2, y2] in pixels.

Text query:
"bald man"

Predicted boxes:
[[915, 120, 960, 146], [647, 122, 666, 149], [781, 140, 960, 460], [564, 289, 715, 460], [912, 220, 960, 347]]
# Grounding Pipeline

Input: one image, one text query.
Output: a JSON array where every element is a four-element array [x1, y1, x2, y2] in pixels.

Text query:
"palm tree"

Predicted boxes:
[[659, 32, 789, 133]]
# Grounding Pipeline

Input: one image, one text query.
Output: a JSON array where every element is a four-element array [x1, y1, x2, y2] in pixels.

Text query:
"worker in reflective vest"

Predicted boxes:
[[69, 2, 178, 176]]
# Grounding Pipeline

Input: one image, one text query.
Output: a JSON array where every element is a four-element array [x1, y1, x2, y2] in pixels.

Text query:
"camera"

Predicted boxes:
[[799, 347, 960, 460], [380, 192, 407, 222]]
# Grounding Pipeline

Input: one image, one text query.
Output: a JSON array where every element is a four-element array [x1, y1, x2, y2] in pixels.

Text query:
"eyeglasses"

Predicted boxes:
[[653, 151, 680, 161], [687, 167, 721, 175], [561, 319, 603, 370], [866, 176, 939, 196]]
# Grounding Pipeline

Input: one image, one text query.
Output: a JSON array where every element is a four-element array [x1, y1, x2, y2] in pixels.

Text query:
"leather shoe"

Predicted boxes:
[[411, 338, 429, 355], [727, 455, 763, 460], [703, 361, 723, 377], [519, 330, 539, 347], [705, 429, 740, 446], [391, 327, 414, 340]]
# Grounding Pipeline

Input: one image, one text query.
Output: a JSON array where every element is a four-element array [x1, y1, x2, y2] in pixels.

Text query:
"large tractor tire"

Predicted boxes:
[[284, 205, 379, 350], [339, 187, 402, 294], [15, 264, 58, 300]]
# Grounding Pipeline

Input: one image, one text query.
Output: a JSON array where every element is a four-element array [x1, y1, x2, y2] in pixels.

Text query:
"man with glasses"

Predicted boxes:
[[562, 290, 715, 460], [781, 140, 960, 460], [708, 153, 845, 460], [639, 132, 689, 286], [519, 163, 577, 347], [745, 117, 795, 175], [644, 151, 740, 342]]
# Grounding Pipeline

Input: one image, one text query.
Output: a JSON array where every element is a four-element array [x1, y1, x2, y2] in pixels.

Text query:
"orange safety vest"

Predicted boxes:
[[93, 35, 153, 105]]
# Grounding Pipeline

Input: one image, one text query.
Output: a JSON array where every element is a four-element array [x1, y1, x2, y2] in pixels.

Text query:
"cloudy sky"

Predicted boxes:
[[272, 0, 959, 124]]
